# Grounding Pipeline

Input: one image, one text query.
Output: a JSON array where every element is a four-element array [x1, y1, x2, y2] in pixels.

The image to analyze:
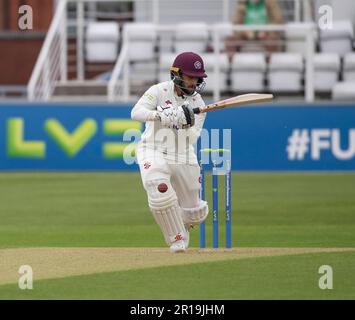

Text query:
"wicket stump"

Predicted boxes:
[[199, 149, 232, 249]]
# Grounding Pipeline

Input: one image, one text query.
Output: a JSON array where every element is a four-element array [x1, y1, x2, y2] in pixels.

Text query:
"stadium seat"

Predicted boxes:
[[124, 23, 157, 61], [158, 53, 176, 83], [319, 20, 354, 56], [285, 22, 317, 55], [122, 23, 158, 85], [129, 61, 158, 86], [174, 23, 209, 53], [213, 23, 234, 52], [86, 22, 120, 62], [268, 53, 304, 92], [332, 81, 355, 100], [231, 53, 266, 92], [343, 52, 355, 81], [201, 53, 229, 92], [314, 53, 341, 92]]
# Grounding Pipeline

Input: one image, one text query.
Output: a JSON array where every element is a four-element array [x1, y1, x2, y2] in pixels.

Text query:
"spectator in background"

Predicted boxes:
[[225, 0, 284, 59]]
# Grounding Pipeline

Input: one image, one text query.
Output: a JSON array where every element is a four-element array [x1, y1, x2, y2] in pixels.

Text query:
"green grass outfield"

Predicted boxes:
[[0, 172, 354, 299]]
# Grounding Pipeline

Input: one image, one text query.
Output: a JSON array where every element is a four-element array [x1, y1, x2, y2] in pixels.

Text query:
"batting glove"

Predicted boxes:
[[157, 102, 195, 130]]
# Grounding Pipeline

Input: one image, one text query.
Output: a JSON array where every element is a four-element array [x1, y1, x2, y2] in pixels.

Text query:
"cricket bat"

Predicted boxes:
[[193, 93, 274, 114]]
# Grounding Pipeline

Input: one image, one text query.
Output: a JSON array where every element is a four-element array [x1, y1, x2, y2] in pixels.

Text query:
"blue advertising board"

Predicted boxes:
[[0, 103, 354, 171]]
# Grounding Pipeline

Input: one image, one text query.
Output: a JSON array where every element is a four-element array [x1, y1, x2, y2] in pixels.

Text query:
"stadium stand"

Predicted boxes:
[[201, 53, 230, 93], [1, 0, 352, 103], [332, 81, 355, 100], [86, 22, 120, 62], [231, 53, 267, 92], [268, 53, 304, 92], [319, 20, 354, 56], [314, 53, 340, 92], [174, 23, 209, 54], [343, 52, 355, 81]]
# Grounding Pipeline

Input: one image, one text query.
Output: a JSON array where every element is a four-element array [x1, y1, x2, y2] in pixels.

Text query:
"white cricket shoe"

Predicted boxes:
[[170, 239, 187, 253]]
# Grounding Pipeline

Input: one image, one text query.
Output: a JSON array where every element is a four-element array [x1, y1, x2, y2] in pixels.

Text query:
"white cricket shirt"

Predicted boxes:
[[131, 81, 206, 164]]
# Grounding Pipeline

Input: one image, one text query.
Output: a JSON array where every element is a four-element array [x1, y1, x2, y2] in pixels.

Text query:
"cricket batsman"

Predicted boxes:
[[131, 52, 209, 253]]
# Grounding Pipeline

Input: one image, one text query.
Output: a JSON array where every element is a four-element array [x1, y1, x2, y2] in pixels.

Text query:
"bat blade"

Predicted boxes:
[[193, 93, 274, 114]]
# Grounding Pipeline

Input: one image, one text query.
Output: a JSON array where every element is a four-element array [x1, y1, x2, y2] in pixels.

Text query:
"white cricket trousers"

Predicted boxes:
[[137, 148, 201, 208]]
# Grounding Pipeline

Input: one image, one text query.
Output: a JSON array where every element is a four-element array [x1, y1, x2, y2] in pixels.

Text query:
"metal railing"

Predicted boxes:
[[107, 41, 129, 102], [28, 0, 132, 101], [27, 0, 67, 101]]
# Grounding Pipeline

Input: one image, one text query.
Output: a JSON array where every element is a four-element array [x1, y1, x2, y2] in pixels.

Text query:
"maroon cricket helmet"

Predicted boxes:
[[171, 52, 207, 78]]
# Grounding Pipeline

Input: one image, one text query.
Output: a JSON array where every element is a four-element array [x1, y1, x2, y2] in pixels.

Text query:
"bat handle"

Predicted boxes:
[[193, 107, 201, 114]]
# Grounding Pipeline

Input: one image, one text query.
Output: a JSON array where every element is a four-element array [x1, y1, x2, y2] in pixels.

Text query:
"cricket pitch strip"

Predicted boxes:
[[1, 247, 354, 285]]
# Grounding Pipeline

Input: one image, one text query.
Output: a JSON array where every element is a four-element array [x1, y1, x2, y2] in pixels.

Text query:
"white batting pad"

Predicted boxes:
[[181, 200, 209, 228], [146, 179, 187, 246], [150, 204, 188, 246]]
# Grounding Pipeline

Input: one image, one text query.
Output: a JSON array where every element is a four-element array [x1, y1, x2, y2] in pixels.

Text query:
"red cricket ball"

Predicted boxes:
[[157, 183, 168, 193]]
